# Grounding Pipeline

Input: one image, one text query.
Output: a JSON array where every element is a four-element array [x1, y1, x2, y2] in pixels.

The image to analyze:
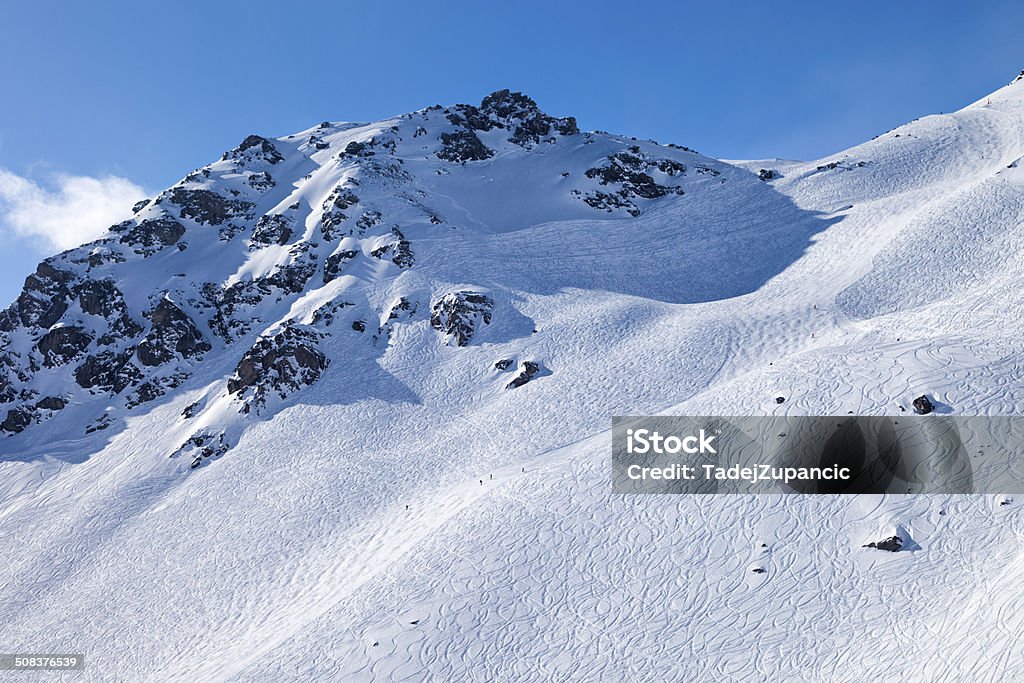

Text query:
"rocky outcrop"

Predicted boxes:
[[35, 396, 67, 411], [437, 130, 493, 163], [173, 430, 230, 469], [169, 188, 255, 226], [2, 262, 75, 330], [265, 246, 318, 294], [74, 349, 142, 394], [222, 134, 284, 165], [863, 536, 903, 552], [136, 299, 211, 367], [251, 214, 293, 248], [506, 361, 541, 389], [119, 216, 186, 251], [2, 406, 33, 433], [912, 395, 934, 415], [311, 300, 354, 327], [320, 186, 361, 240], [37, 326, 93, 367], [430, 291, 493, 346], [247, 171, 275, 192], [370, 227, 413, 268], [445, 90, 579, 148], [227, 325, 328, 412], [323, 249, 358, 283], [581, 146, 686, 217]]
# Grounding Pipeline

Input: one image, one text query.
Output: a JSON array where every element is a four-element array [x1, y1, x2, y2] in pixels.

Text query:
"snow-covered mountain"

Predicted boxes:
[[3, 73, 1024, 680]]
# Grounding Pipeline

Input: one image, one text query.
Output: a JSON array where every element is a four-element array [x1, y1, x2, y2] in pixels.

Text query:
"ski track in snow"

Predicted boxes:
[[3, 82, 1024, 681]]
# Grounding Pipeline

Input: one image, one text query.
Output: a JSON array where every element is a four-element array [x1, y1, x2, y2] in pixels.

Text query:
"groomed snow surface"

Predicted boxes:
[[4, 78, 1024, 680]]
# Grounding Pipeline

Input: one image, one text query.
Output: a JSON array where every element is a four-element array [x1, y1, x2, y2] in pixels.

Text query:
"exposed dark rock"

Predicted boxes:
[[775, 396, 785, 404], [265, 249, 318, 293], [35, 396, 66, 411], [352, 320, 366, 332], [77, 279, 119, 316], [7, 261, 76, 330], [494, 358, 514, 371], [356, 210, 383, 233], [343, 140, 373, 157], [863, 536, 903, 552], [119, 216, 187, 251], [223, 134, 284, 164], [181, 401, 200, 419], [430, 291, 494, 346], [477, 89, 578, 145], [132, 199, 150, 213], [126, 381, 164, 408], [80, 280, 143, 345], [2, 406, 34, 433], [205, 279, 271, 341], [751, 567, 768, 574], [227, 325, 328, 411], [75, 350, 142, 394], [581, 147, 685, 216], [320, 187, 361, 239], [85, 414, 114, 434], [370, 227, 414, 268], [506, 361, 541, 389], [169, 188, 255, 226], [815, 160, 868, 173], [311, 300, 354, 327], [251, 214, 294, 248], [136, 299, 211, 367], [247, 170, 275, 192], [437, 130, 494, 163], [323, 250, 358, 283], [37, 326, 93, 367], [758, 169, 777, 181], [912, 395, 934, 415]]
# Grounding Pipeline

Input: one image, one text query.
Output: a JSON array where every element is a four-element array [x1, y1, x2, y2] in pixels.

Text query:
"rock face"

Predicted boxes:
[[370, 227, 414, 269], [251, 214, 293, 247], [863, 536, 903, 552], [120, 216, 186, 251], [136, 300, 211, 367], [75, 350, 141, 394], [227, 325, 328, 412], [223, 134, 284, 165], [323, 250, 358, 283], [0, 88, 712, 460], [2, 262, 75, 330], [437, 130, 493, 163], [912, 395, 934, 415], [758, 169, 777, 181], [430, 292, 494, 346], [169, 188, 255, 226], [506, 361, 541, 389], [582, 146, 686, 217], [37, 326, 93, 367], [2, 406, 33, 433]]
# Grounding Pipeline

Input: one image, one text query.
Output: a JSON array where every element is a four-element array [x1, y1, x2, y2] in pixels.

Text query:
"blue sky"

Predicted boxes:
[[1, 0, 1022, 303]]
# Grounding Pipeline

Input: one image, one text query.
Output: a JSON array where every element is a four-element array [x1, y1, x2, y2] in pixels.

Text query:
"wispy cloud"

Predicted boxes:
[[0, 168, 147, 251]]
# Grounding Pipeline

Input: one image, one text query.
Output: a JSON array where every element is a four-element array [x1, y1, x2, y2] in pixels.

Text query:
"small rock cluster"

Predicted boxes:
[[430, 292, 494, 346]]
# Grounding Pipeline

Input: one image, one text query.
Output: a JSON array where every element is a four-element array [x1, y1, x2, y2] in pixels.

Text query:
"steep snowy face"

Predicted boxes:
[[0, 89, 743, 464]]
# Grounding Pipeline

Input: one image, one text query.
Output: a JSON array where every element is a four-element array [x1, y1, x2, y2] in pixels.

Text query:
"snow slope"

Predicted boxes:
[[3, 76, 1024, 681]]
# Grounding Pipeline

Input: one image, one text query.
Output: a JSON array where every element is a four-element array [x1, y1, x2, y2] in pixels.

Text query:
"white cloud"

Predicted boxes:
[[0, 168, 147, 251]]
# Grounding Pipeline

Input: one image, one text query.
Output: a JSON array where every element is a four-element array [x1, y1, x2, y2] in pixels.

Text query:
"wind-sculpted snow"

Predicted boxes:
[[4, 77, 1024, 680]]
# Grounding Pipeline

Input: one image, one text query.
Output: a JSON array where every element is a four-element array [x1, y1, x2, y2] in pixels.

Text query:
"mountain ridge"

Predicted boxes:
[[5, 73, 1024, 681]]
